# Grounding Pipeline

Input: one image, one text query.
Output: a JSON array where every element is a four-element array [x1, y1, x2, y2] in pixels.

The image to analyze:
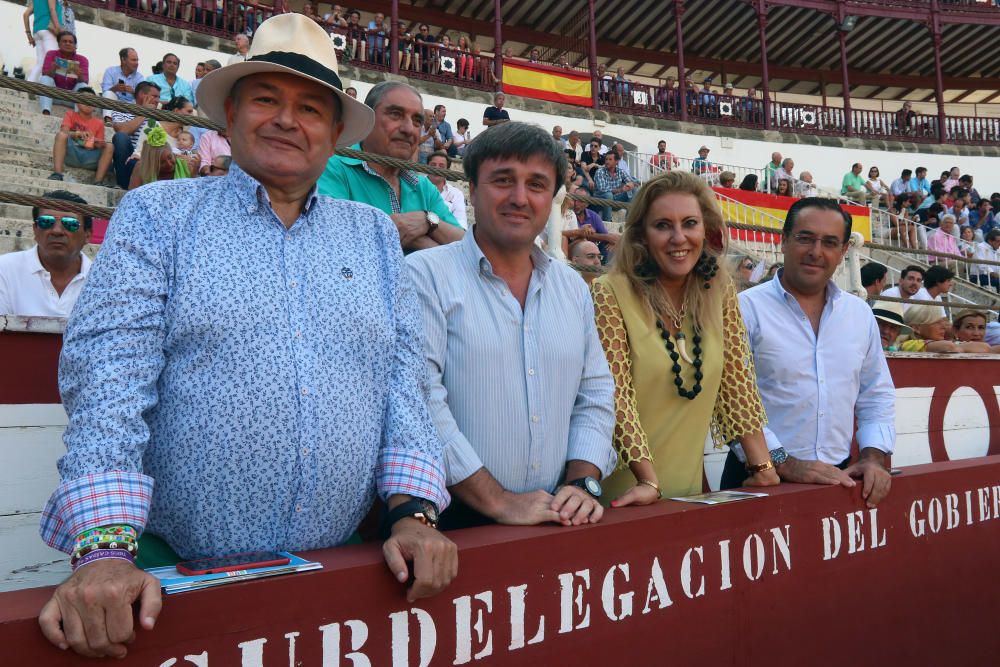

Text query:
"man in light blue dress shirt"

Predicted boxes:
[[38, 14, 457, 660], [725, 198, 896, 508], [407, 122, 617, 530]]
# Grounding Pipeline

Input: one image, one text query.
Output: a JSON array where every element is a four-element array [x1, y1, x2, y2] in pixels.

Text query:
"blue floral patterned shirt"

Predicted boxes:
[[40, 165, 449, 558]]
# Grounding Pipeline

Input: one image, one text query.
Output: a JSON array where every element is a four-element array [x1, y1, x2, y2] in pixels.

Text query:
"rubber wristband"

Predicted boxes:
[[73, 548, 135, 571]]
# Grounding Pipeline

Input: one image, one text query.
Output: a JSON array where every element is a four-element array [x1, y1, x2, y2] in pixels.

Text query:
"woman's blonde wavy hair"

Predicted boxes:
[[610, 170, 730, 332]]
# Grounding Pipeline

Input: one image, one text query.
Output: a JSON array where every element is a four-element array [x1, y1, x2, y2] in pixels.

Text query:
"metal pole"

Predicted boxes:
[[390, 0, 399, 74], [756, 1, 771, 130], [675, 0, 687, 122], [588, 0, 599, 108], [494, 0, 503, 86]]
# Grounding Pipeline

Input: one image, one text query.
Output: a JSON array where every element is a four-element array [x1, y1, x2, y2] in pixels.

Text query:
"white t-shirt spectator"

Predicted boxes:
[[0, 246, 91, 317], [227, 53, 249, 66], [439, 182, 468, 229], [879, 285, 935, 312]]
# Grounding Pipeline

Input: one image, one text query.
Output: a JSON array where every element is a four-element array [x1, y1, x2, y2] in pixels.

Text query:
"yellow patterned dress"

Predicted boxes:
[[591, 273, 768, 500]]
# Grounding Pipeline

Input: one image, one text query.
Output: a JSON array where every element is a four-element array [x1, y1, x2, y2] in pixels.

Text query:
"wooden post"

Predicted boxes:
[[588, 0, 599, 108], [931, 0, 946, 142], [838, 27, 852, 137], [390, 0, 399, 74], [756, 1, 771, 130], [675, 0, 687, 121], [494, 0, 503, 86]]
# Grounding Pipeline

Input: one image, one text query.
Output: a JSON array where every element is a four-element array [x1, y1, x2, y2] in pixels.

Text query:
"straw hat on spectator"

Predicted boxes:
[[196, 13, 374, 147], [903, 304, 947, 328], [872, 301, 910, 335], [698, 145, 710, 154]]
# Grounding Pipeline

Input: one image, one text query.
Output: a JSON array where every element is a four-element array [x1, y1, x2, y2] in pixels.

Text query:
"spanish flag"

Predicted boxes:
[[503, 61, 593, 107], [714, 188, 872, 242]]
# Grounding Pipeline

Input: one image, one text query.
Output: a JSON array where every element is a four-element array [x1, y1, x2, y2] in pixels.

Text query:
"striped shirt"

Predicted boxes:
[[110, 110, 148, 152], [405, 230, 617, 493]]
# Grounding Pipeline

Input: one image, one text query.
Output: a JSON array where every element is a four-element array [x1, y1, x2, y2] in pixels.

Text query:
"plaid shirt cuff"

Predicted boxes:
[[39, 471, 154, 554], [377, 449, 451, 511]]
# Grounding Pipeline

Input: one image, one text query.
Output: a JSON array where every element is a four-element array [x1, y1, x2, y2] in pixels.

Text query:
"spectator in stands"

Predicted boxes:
[[968, 198, 995, 242], [691, 145, 713, 176], [345, 86, 358, 98], [37, 18, 458, 660], [650, 139, 680, 170], [865, 166, 891, 208], [614, 67, 632, 107], [898, 305, 984, 353], [413, 23, 435, 72], [927, 213, 960, 263], [581, 139, 604, 182], [960, 174, 981, 206], [890, 169, 912, 198], [482, 91, 510, 127], [102, 47, 144, 116], [871, 300, 907, 350], [841, 162, 868, 204], [0, 190, 92, 317], [111, 80, 161, 190], [417, 109, 439, 163], [590, 130, 609, 155], [741, 86, 760, 123], [896, 101, 916, 136], [775, 179, 793, 197], [344, 10, 366, 62], [880, 265, 925, 311], [23, 0, 62, 85], [596, 63, 611, 105], [697, 77, 716, 116], [37, 31, 89, 115], [406, 122, 616, 530], [569, 239, 602, 272], [228, 33, 251, 65], [909, 166, 931, 198], [952, 310, 986, 343], [593, 151, 637, 222], [763, 152, 782, 193], [323, 4, 347, 27], [191, 62, 206, 104], [923, 265, 954, 301], [196, 128, 230, 175], [564, 150, 590, 192], [733, 255, 756, 287], [973, 229, 1000, 291], [794, 171, 819, 198], [860, 262, 888, 301], [206, 154, 230, 176], [319, 81, 463, 252], [453, 118, 471, 156], [727, 198, 894, 506], [128, 123, 179, 189], [426, 151, 467, 230], [568, 185, 619, 259], [658, 76, 677, 114], [774, 157, 794, 187], [719, 171, 736, 188], [48, 87, 113, 185], [591, 170, 779, 507], [942, 166, 961, 191], [552, 125, 568, 147], [738, 174, 759, 192], [610, 143, 630, 175], [146, 53, 193, 105], [432, 104, 455, 157], [566, 130, 584, 162]]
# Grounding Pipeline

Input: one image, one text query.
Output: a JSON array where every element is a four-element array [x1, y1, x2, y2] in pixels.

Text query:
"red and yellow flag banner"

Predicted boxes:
[[714, 188, 872, 242], [502, 61, 593, 107]]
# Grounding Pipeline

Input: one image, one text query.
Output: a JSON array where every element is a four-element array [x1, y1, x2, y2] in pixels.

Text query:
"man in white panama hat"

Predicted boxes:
[[38, 13, 457, 659]]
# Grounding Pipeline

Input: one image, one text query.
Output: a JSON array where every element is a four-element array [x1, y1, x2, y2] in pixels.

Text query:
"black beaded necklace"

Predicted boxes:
[[655, 318, 704, 400]]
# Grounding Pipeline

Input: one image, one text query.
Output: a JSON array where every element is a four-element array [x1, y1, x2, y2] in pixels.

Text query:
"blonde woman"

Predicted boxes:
[[128, 124, 176, 189], [591, 171, 779, 505], [899, 305, 991, 353]]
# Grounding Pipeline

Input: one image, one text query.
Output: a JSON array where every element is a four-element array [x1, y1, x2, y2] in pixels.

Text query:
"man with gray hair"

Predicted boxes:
[[406, 121, 616, 531], [319, 81, 463, 252], [227, 33, 251, 65]]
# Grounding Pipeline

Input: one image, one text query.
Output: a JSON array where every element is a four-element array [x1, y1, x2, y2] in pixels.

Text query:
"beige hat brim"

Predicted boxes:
[[195, 60, 374, 148]]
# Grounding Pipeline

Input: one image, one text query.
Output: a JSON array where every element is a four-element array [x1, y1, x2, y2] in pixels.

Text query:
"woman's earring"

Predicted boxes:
[[695, 252, 717, 289]]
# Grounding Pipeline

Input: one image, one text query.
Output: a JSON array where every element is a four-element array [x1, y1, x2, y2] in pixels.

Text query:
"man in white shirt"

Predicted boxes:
[[0, 191, 92, 317], [727, 198, 896, 508], [880, 265, 926, 311], [974, 229, 1000, 292], [227, 34, 251, 65], [889, 169, 912, 197], [406, 122, 616, 531], [426, 151, 467, 229]]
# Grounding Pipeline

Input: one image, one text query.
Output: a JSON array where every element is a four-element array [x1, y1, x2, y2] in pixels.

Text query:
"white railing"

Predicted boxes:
[[625, 151, 767, 189]]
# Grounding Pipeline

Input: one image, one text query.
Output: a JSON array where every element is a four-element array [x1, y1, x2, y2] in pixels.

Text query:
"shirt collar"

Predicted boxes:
[[27, 244, 93, 278], [462, 226, 552, 278], [229, 163, 319, 216], [348, 143, 420, 187], [771, 268, 842, 306]]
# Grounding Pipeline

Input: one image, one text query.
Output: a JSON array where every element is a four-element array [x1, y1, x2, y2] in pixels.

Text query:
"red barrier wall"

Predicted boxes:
[[2, 458, 999, 665]]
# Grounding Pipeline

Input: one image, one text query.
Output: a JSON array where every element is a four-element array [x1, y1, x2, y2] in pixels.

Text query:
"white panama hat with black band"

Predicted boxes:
[[195, 13, 374, 147]]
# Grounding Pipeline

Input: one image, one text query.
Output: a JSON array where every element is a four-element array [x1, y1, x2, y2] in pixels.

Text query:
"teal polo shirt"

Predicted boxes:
[[841, 171, 866, 195], [318, 144, 459, 228]]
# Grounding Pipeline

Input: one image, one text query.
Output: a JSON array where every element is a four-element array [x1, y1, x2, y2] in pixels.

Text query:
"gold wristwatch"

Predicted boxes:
[[745, 459, 775, 474]]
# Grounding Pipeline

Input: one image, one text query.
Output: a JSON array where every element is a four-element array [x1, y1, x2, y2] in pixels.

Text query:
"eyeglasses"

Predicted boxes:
[[742, 262, 754, 270], [35, 215, 81, 232], [790, 232, 846, 250]]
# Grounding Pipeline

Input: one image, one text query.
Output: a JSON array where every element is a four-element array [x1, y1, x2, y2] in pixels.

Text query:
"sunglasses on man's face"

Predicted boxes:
[[35, 215, 82, 233]]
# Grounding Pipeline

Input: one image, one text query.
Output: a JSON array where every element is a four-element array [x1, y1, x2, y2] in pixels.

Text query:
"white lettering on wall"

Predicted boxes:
[[680, 548, 705, 599], [238, 638, 266, 667], [742, 534, 765, 581], [769, 526, 791, 574], [389, 609, 436, 667], [945, 493, 960, 530], [823, 516, 842, 559], [453, 592, 494, 664], [718, 539, 732, 591], [869, 509, 887, 549], [846, 511, 866, 554], [910, 500, 925, 537], [992, 486, 1000, 519], [320, 620, 371, 667], [978, 487, 992, 522], [159, 652, 209, 667], [928, 498, 943, 533], [557, 570, 591, 633], [601, 563, 634, 621], [965, 490, 974, 526], [506, 584, 544, 650], [641, 557, 673, 614]]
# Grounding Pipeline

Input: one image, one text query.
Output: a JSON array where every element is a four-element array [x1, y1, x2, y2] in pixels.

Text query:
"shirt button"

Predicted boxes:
[[531, 415, 540, 423], [301, 387, 309, 396], [295, 505, 302, 512], [819, 411, 825, 416], [532, 461, 540, 470], [528, 368, 535, 376], [290, 280, 298, 288], [301, 447, 310, 456], [295, 330, 302, 338], [285, 233, 292, 241]]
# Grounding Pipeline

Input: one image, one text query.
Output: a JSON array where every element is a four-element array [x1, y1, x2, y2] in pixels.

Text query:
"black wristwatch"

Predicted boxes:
[[770, 447, 789, 466], [565, 476, 602, 500], [385, 498, 440, 531]]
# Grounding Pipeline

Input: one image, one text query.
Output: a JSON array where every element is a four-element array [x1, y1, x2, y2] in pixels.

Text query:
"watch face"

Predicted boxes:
[[771, 448, 789, 465], [427, 211, 441, 225], [419, 500, 439, 523], [584, 477, 602, 498]]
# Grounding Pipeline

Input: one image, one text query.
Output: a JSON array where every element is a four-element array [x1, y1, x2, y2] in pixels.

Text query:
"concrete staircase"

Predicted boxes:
[[0, 82, 122, 257]]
